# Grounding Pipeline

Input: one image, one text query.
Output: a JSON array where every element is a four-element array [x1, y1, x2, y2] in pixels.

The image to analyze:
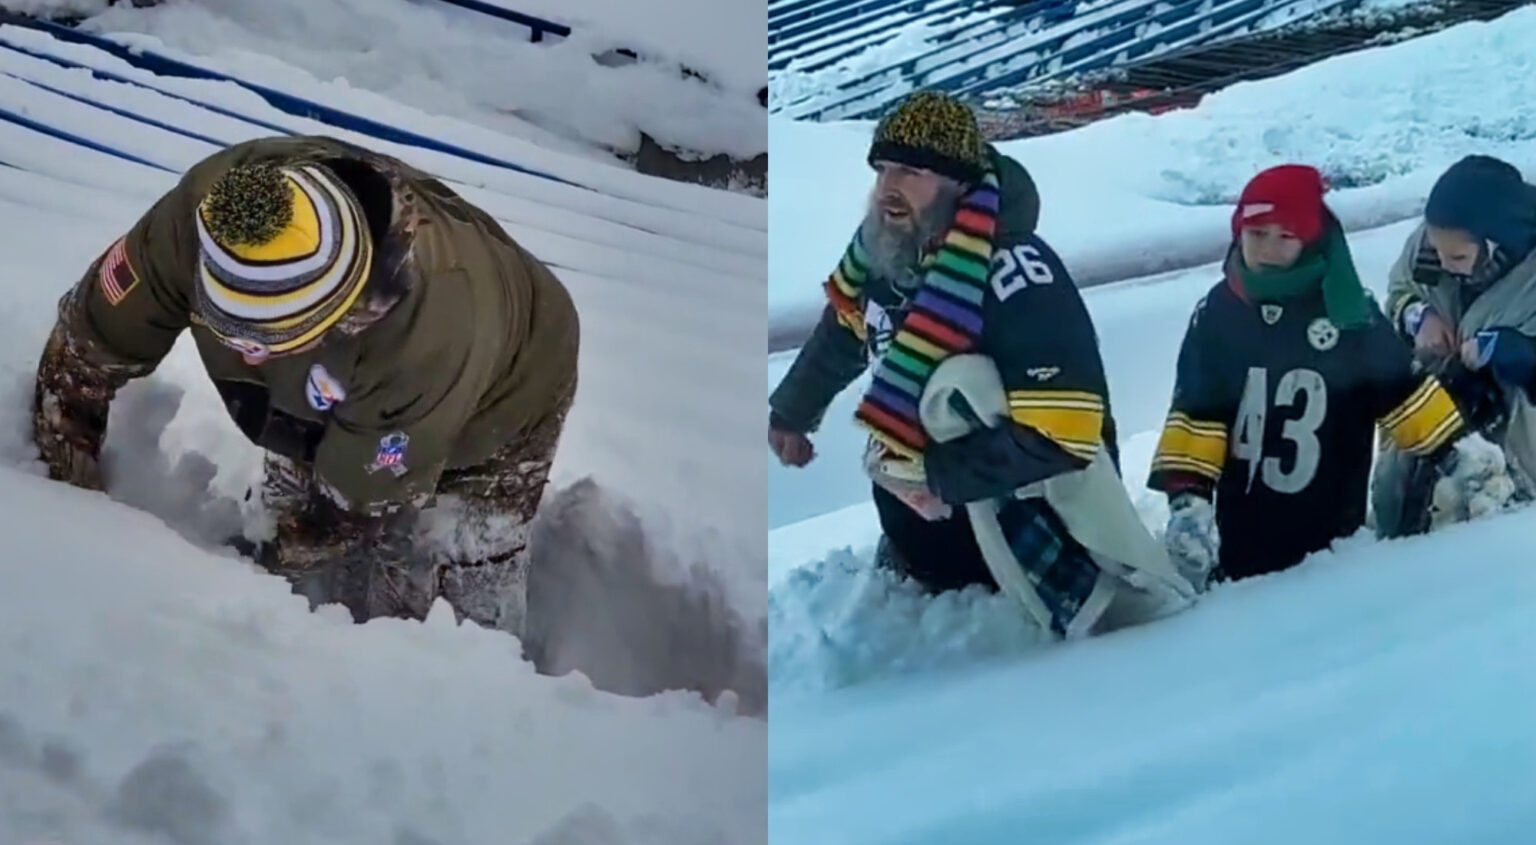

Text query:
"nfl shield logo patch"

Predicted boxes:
[[367, 431, 410, 477]]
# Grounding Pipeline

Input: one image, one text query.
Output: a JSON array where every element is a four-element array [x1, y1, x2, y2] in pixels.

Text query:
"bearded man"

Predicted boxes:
[[768, 91, 1192, 639]]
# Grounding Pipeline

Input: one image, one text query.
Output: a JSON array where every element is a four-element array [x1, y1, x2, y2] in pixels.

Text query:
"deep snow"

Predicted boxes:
[[769, 496, 1536, 844], [0, 20, 766, 845]]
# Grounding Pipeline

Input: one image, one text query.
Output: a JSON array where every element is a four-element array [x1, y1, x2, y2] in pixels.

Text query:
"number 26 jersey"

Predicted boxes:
[[1147, 275, 1465, 579]]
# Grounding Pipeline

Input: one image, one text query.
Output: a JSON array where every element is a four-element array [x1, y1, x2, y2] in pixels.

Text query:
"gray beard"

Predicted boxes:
[[859, 192, 960, 292]]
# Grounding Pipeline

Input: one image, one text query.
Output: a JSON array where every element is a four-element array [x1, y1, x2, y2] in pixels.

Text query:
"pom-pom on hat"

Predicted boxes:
[[194, 163, 373, 360]]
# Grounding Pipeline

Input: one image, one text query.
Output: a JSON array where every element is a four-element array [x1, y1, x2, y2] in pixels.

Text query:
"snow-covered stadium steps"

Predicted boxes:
[[0, 28, 763, 549], [0, 34, 763, 308], [772, 0, 1360, 121], [769, 0, 1012, 74], [0, 23, 765, 258], [0, 158, 133, 224]]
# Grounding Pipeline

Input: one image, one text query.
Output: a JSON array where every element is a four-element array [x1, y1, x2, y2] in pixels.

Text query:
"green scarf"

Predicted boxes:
[[1238, 223, 1373, 329]]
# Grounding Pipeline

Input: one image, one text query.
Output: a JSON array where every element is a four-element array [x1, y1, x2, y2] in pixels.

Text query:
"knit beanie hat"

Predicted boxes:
[[1424, 154, 1536, 259], [867, 90, 988, 185], [194, 163, 373, 361], [1231, 164, 1328, 246]]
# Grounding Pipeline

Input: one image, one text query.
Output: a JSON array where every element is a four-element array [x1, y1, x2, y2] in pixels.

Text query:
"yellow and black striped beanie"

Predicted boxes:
[[867, 90, 987, 185], [194, 162, 373, 360]]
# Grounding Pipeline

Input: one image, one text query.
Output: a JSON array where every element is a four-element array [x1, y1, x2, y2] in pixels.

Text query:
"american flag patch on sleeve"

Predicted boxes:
[[96, 236, 140, 306]]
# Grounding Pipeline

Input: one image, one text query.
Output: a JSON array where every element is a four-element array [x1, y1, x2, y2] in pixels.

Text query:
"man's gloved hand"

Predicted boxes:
[[1464, 328, 1536, 397], [1164, 492, 1219, 592], [31, 323, 120, 491], [258, 486, 439, 624]]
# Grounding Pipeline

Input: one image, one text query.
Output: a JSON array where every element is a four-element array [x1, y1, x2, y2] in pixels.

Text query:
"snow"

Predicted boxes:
[[770, 498, 1536, 843], [479, 0, 767, 98], [0, 21, 764, 845], [23, 0, 767, 164], [768, 6, 1536, 349], [1, 470, 760, 845], [769, 10, 1536, 843]]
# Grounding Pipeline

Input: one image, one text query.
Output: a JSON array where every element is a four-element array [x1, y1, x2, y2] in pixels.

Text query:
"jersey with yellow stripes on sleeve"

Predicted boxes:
[[978, 233, 1114, 464], [1148, 277, 1465, 579], [921, 231, 1117, 504], [770, 229, 1116, 505]]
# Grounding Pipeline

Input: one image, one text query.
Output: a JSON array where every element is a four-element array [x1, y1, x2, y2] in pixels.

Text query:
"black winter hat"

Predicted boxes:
[[867, 91, 987, 185], [1424, 154, 1536, 258]]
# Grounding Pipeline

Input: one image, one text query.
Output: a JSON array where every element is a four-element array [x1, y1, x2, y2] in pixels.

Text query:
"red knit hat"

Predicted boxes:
[[1231, 164, 1328, 245]]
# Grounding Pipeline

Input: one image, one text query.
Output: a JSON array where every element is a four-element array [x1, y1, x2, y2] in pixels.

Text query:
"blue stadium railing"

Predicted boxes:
[[0, 18, 579, 187], [428, 0, 571, 42]]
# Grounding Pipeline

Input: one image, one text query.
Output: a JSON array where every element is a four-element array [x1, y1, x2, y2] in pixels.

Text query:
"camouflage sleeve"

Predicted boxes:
[[310, 273, 485, 516], [34, 178, 198, 485]]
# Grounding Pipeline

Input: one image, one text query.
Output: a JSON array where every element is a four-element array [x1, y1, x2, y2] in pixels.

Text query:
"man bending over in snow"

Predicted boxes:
[[31, 135, 580, 637], [1149, 164, 1506, 587], [1377, 154, 1536, 536], [769, 91, 1192, 639]]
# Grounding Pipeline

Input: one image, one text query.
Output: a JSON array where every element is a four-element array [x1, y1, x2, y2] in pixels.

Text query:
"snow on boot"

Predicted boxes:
[[1429, 433, 1519, 529], [1163, 493, 1219, 593]]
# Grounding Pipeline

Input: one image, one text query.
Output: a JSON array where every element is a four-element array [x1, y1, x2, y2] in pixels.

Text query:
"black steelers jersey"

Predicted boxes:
[[1148, 277, 1465, 579]]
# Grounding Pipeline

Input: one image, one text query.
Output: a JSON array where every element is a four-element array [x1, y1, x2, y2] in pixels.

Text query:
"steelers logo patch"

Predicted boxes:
[[1307, 317, 1339, 351]]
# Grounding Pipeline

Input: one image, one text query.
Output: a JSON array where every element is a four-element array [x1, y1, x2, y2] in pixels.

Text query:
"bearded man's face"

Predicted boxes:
[[860, 161, 964, 285]]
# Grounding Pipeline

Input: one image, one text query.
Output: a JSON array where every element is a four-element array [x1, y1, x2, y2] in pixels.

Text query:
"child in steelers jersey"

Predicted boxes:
[[1147, 165, 1501, 586]]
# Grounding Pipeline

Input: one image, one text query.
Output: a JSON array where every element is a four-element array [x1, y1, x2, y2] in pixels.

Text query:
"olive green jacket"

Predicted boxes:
[[52, 135, 578, 515]]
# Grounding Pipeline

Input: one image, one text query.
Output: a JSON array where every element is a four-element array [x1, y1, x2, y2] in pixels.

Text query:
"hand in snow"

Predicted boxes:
[[32, 392, 104, 491], [1164, 492, 1219, 592], [769, 425, 815, 467], [262, 497, 439, 623], [31, 324, 111, 493]]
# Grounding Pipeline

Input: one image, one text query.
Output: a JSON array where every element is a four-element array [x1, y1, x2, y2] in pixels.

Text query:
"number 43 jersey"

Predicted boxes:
[[1147, 276, 1466, 579]]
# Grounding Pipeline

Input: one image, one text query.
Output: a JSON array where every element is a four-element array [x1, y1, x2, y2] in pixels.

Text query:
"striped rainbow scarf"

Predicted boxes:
[[824, 166, 1001, 460]]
